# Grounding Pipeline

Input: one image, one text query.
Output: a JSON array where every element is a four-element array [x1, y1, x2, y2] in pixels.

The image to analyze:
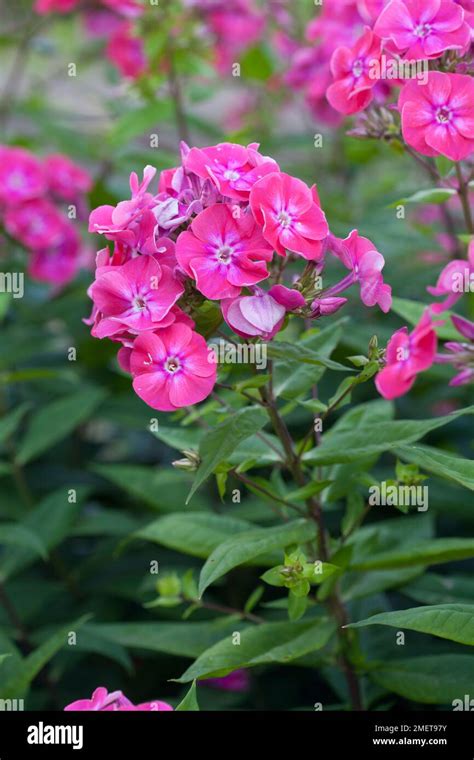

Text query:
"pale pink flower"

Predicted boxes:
[[130, 323, 217, 410], [175, 204, 272, 300], [221, 289, 286, 339], [249, 172, 329, 260]]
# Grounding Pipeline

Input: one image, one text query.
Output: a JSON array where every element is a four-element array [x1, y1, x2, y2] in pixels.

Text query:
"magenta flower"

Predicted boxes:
[[0, 147, 46, 206], [221, 290, 286, 340], [175, 204, 272, 300], [44, 154, 92, 201], [89, 255, 184, 339], [328, 230, 392, 312], [399, 72, 474, 161], [130, 323, 217, 411], [184, 142, 279, 201], [327, 27, 382, 115], [4, 198, 66, 250], [376, 310, 439, 399], [435, 314, 474, 386], [29, 226, 82, 287], [249, 172, 329, 261], [374, 0, 470, 60], [106, 22, 147, 80], [64, 687, 172, 711], [35, 0, 80, 12], [268, 284, 306, 311], [203, 669, 251, 693]]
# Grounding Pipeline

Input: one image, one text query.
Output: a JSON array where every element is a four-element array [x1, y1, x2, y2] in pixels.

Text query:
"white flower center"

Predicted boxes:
[[277, 210, 292, 228], [216, 245, 233, 264], [224, 169, 240, 181], [352, 59, 364, 78], [165, 356, 181, 373], [414, 23, 432, 38]]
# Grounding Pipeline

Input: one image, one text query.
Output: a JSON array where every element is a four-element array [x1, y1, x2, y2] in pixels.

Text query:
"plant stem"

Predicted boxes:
[[167, 44, 190, 144], [259, 376, 363, 711], [199, 598, 264, 624], [456, 163, 474, 235]]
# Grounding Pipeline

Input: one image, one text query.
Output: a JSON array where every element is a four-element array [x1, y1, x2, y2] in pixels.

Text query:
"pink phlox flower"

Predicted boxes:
[[0, 147, 46, 206], [175, 204, 273, 300], [268, 284, 306, 311], [106, 22, 147, 79], [43, 153, 92, 201], [249, 172, 329, 260], [399, 71, 474, 161], [427, 243, 474, 312], [4, 198, 67, 250], [89, 254, 184, 339], [64, 687, 172, 711], [130, 323, 217, 411], [375, 309, 440, 398], [327, 27, 382, 115], [184, 142, 279, 201], [374, 0, 470, 60]]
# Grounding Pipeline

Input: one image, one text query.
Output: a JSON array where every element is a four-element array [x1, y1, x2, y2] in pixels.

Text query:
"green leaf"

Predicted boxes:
[[0, 404, 30, 446], [371, 655, 474, 704], [0, 486, 91, 581], [92, 464, 209, 512], [268, 342, 350, 372], [391, 297, 459, 341], [395, 444, 474, 491], [16, 388, 106, 464], [0, 524, 46, 558], [303, 406, 474, 465], [389, 187, 457, 207], [187, 407, 268, 502], [109, 101, 174, 148], [0, 616, 89, 699], [288, 592, 308, 622], [400, 573, 474, 605], [347, 604, 474, 645], [176, 681, 199, 711], [87, 618, 237, 659], [136, 513, 255, 559], [286, 480, 332, 502], [274, 319, 347, 400], [198, 519, 316, 597], [176, 617, 336, 681], [351, 538, 474, 570]]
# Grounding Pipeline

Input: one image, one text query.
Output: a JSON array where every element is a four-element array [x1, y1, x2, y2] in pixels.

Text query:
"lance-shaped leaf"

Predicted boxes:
[[351, 538, 474, 570], [176, 681, 199, 711], [176, 617, 336, 682], [395, 444, 474, 491], [187, 406, 268, 502], [347, 604, 474, 645], [370, 655, 474, 704]]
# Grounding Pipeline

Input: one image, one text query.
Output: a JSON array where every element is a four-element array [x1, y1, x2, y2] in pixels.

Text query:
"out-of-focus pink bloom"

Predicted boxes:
[[203, 669, 251, 692], [221, 290, 286, 340], [184, 142, 279, 201], [427, 242, 474, 312], [130, 323, 217, 411], [102, 0, 144, 18], [327, 27, 382, 115], [175, 204, 272, 300], [0, 147, 46, 206], [64, 687, 172, 711], [374, 0, 470, 60], [451, 313, 474, 339], [435, 314, 474, 385], [89, 254, 183, 339], [106, 22, 147, 80], [4, 198, 66, 250], [399, 71, 474, 161], [35, 0, 80, 12], [268, 284, 306, 310], [44, 154, 92, 201], [207, 2, 265, 74], [29, 226, 81, 287], [327, 230, 392, 312], [250, 172, 329, 261], [376, 310, 439, 398]]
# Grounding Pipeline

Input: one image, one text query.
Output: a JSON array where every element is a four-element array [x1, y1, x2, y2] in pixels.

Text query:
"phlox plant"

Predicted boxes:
[[1, 0, 474, 718]]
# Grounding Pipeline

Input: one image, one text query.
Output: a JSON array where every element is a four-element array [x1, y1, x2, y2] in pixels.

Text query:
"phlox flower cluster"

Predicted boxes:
[[86, 141, 392, 412], [0, 146, 92, 287], [64, 686, 172, 711]]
